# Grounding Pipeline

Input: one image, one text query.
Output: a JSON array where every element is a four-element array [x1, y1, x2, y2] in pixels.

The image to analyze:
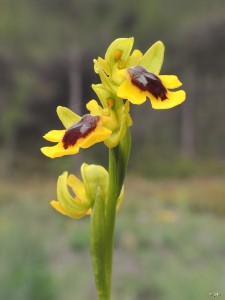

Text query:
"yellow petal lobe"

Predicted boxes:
[[150, 90, 186, 109], [43, 130, 66, 142], [41, 143, 79, 158], [158, 75, 182, 89]]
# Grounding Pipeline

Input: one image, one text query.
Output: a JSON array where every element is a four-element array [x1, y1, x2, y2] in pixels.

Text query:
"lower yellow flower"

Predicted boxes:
[[51, 171, 91, 218], [51, 163, 124, 219], [117, 65, 186, 109], [41, 102, 112, 158]]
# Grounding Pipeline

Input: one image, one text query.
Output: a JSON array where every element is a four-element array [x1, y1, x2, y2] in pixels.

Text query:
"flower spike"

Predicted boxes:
[[40, 37, 187, 300]]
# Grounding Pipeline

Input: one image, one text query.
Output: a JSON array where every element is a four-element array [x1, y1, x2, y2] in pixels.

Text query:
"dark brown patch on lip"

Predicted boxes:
[[62, 114, 100, 149], [128, 66, 167, 100]]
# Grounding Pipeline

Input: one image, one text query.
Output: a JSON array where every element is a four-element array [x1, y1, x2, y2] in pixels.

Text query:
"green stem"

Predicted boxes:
[[105, 129, 131, 299], [90, 129, 131, 300], [90, 187, 109, 300]]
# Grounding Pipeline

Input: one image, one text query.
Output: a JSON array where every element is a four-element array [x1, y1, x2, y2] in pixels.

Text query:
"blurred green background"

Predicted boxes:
[[1, 0, 225, 299]]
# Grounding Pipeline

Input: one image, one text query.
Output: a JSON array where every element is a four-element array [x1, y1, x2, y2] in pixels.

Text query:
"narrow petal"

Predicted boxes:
[[43, 130, 66, 142], [158, 75, 182, 89], [127, 49, 143, 67], [67, 174, 86, 201], [149, 90, 186, 109], [91, 84, 112, 108], [86, 100, 102, 115], [94, 57, 110, 75]]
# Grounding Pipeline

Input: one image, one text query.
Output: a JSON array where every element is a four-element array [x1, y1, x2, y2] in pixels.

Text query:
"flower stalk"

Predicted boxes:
[[90, 129, 131, 300], [41, 37, 186, 300], [90, 186, 108, 299]]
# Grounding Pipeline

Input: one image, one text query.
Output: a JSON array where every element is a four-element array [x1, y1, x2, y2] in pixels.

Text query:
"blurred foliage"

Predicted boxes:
[[0, 196, 55, 299], [131, 147, 225, 178], [1, 174, 225, 299]]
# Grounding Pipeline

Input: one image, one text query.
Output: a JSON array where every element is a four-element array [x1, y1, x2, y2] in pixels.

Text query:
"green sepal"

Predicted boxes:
[[97, 67, 117, 94], [127, 49, 143, 68], [92, 84, 123, 111], [81, 163, 108, 207], [105, 37, 134, 68], [94, 57, 110, 75], [92, 84, 111, 108], [138, 41, 165, 74], [56, 106, 81, 129]]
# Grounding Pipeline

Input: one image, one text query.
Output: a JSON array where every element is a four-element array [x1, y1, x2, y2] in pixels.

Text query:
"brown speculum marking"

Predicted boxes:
[[62, 114, 100, 149], [128, 66, 167, 100]]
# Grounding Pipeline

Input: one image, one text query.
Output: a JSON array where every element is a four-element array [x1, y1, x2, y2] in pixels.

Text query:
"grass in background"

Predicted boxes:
[[0, 173, 225, 299], [131, 151, 225, 178]]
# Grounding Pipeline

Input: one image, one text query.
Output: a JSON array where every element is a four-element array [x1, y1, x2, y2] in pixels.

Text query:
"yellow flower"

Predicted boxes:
[[94, 38, 164, 84], [51, 164, 124, 219], [117, 66, 186, 109], [41, 100, 115, 158], [94, 37, 186, 109], [51, 171, 91, 218]]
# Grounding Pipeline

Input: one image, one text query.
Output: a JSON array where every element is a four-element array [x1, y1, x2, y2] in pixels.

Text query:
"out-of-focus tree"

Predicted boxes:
[[179, 17, 225, 158]]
